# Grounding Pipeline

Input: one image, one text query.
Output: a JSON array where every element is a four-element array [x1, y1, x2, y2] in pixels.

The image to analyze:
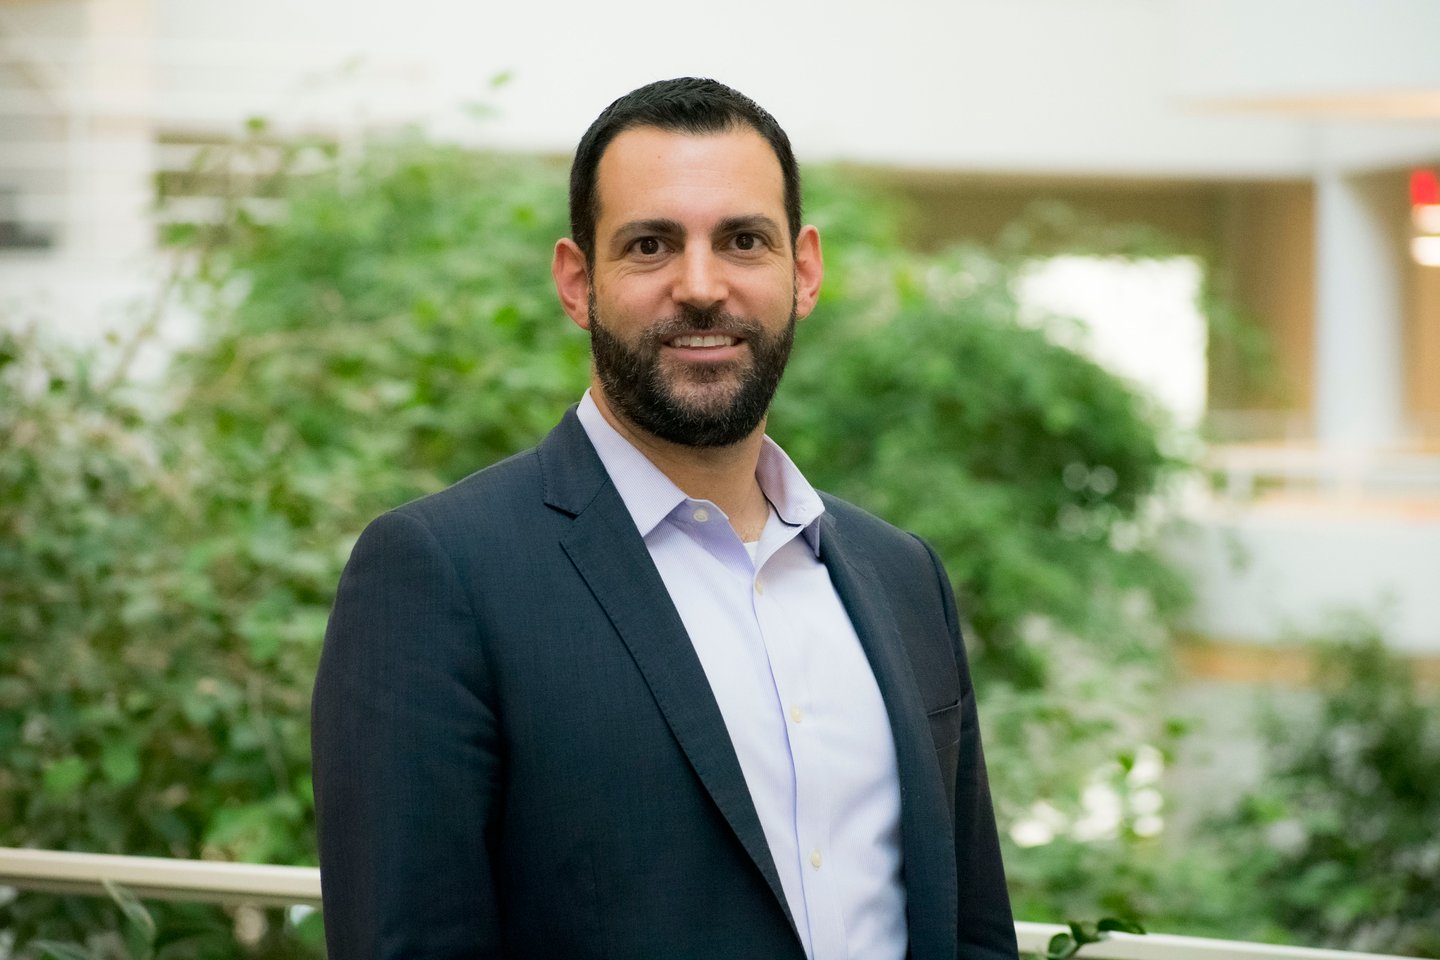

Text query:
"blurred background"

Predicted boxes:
[[2, 1, 1438, 957]]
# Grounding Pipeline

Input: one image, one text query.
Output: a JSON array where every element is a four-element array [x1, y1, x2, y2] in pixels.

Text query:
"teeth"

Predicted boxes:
[[671, 335, 737, 348]]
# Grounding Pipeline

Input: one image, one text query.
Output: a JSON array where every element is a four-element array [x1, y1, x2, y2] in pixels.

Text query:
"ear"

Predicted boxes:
[[552, 238, 592, 330], [793, 225, 824, 320]]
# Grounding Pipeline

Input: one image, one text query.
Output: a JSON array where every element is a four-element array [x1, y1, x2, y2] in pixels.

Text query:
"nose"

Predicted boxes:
[[672, 247, 727, 310]]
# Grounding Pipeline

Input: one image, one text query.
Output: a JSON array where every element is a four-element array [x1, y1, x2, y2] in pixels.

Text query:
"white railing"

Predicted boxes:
[[0, 846, 320, 908], [1012, 924, 1421, 960], [0, 847, 1425, 960], [1206, 443, 1440, 501]]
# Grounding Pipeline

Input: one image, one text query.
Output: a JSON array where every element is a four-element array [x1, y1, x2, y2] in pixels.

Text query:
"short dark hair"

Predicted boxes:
[[568, 77, 802, 265]]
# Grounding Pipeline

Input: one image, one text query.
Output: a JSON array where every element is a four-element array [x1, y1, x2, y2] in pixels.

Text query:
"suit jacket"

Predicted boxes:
[[312, 407, 1017, 960]]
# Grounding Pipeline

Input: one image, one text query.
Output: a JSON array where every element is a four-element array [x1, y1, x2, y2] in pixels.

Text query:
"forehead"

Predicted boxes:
[[594, 126, 786, 233]]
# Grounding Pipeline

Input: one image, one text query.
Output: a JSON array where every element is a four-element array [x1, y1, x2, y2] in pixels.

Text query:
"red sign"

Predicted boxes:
[[1412, 169, 1440, 207]]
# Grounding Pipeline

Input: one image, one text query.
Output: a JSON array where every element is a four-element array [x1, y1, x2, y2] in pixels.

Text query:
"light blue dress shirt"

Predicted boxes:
[[577, 392, 907, 960]]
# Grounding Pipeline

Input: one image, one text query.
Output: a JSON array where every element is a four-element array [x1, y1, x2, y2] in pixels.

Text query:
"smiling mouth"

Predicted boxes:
[[667, 334, 740, 348]]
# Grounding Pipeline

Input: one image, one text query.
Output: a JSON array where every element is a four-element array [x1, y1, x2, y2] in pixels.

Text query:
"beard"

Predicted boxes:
[[588, 289, 797, 448]]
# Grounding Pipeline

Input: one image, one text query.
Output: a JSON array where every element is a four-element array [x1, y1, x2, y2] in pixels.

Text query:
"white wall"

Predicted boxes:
[[0, 0, 158, 341], [1168, 0, 1440, 102], [1171, 501, 1440, 653], [141, 0, 1440, 176], [1017, 256, 1208, 428]]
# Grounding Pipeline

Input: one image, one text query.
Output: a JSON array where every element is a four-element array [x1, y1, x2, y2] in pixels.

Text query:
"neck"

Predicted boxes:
[[591, 384, 771, 542]]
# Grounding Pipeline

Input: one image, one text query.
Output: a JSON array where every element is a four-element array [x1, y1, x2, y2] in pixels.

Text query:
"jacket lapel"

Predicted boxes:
[[537, 410, 797, 932], [818, 509, 959, 960]]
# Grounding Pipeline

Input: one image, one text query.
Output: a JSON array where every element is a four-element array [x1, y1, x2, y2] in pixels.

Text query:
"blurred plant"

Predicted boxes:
[[1021, 918, 1146, 960], [1001, 617, 1440, 958], [1209, 617, 1440, 957], [30, 882, 156, 960], [1, 326, 199, 938], [1000, 827, 1277, 944], [0, 324, 322, 953], [19, 882, 319, 960]]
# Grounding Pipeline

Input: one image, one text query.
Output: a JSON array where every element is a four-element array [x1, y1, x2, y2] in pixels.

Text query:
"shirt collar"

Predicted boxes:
[[576, 390, 825, 555]]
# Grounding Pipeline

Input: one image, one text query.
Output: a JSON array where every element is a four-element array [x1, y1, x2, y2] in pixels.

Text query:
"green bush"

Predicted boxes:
[[1212, 620, 1440, 957]]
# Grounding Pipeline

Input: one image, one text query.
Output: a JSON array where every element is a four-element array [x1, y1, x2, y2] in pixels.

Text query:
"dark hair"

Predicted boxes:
[[568, 77, 802, 265]]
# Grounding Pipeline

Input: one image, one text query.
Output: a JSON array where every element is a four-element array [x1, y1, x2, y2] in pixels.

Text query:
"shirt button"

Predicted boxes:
[[692, 507, 710, 523], [754, 576, 764, 595], [789, 706, 803, 724], [810, 848, 822, 869]]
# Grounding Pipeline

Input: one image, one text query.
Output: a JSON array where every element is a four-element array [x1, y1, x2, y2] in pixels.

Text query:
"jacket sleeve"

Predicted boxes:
[[312, 509, 503, 959], [922, 539, 1020, 960]]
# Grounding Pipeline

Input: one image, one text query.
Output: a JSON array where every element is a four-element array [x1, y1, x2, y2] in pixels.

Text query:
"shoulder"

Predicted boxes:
[[334, 443, 574, 618], [345, 407, 608, 579], [343, 445, 555, 579], [818, 491, 939, 568], [370, 406, 601, 547], [391, 446, 545, 538]]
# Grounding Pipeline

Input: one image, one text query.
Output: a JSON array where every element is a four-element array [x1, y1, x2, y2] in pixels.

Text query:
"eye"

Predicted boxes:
[[635, 237, 662, 256], [733, 233, 757, 251]]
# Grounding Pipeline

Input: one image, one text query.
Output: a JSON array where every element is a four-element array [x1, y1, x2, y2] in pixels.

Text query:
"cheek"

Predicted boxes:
[[739, 269, 797, 313], [596, 275, 667, 314]]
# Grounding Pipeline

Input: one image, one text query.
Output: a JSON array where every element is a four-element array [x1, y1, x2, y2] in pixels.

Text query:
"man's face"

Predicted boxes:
[[565, 125, 822, 448]]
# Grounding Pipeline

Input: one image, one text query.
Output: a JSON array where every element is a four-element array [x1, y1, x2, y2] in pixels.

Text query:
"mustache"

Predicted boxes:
[[641, 305, 765, 344]]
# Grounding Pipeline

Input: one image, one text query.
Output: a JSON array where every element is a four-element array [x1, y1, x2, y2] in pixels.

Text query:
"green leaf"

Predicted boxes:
[[42, 756, 89, 797], [31, 942, 95, 960], [1098, 917, 1146, 935], [292, 906, 327, 945], [100, 742, 142, 786], [1069, 920, 1100, 945], [1046, 932, 1078, 960], [104, 879, 157, 960]]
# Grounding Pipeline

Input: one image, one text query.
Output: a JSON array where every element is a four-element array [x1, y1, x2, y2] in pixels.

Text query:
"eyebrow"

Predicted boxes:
[[716, 214, 783, 238], [610, 218, 684, 245]]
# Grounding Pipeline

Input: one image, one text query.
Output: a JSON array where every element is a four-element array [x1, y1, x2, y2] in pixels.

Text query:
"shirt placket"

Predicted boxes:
[[752, 539, 847, 960]]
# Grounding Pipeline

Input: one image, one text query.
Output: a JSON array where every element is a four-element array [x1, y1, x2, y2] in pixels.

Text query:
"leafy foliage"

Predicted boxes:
[[22, 884, 317, 960], [0, 328, 319, 953], [1021, 917, 1146, 960], [1210, 621, 1440, 957], [0, 329, 247, 953], [32, 882, 155, 960], [1008, 619, 1440, 955]]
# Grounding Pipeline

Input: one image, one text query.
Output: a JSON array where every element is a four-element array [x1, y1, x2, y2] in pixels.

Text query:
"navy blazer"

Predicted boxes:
[[312, 408, 1016, 960]]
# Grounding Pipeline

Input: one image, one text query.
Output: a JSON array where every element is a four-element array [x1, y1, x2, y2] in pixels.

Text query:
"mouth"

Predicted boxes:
[[667, 333, 740, 349], [661, 331, 747, 362]]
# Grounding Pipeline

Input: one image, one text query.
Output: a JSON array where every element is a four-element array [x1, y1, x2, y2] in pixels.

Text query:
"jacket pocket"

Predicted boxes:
[[926, 699, 961, 809], [926, 699, 961, 747]]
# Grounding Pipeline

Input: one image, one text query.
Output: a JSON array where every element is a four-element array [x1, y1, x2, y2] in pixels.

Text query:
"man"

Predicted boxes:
[[312, 77, 1016, 960]]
